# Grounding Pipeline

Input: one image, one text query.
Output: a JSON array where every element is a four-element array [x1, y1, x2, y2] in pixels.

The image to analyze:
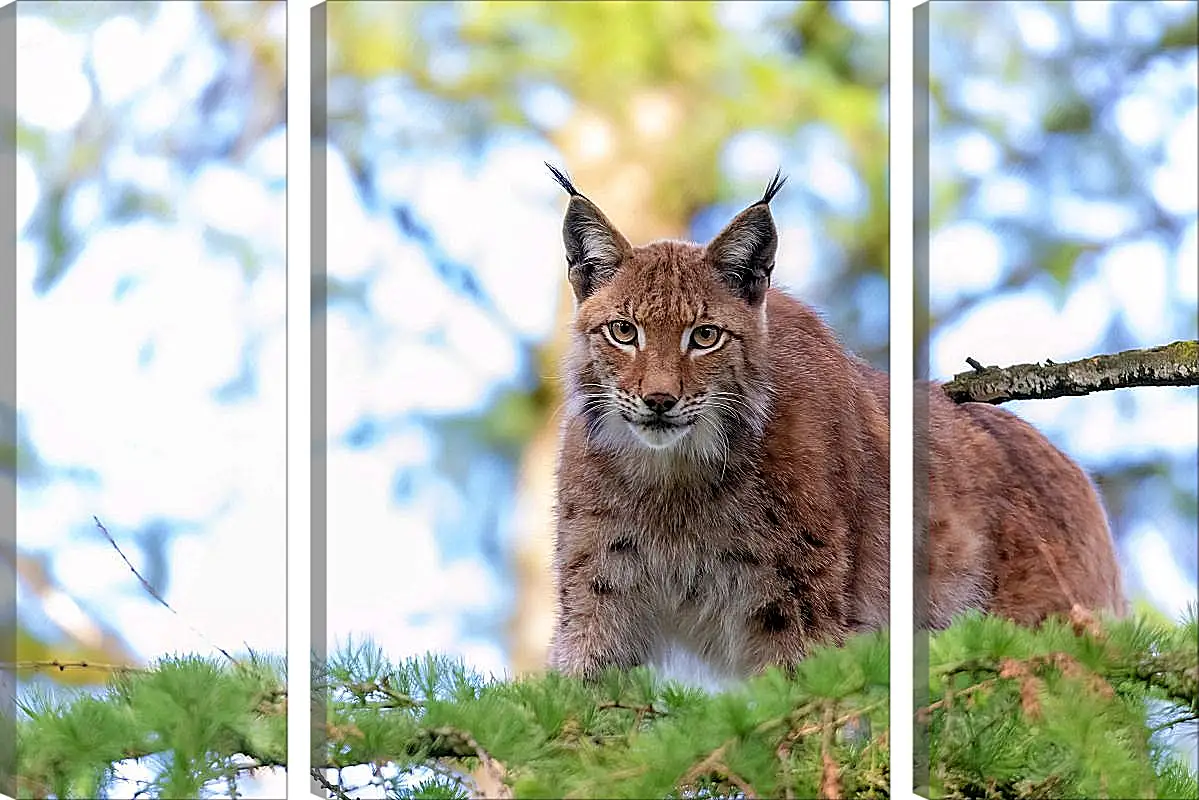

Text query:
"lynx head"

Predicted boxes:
[[548, 163, 785, 469]]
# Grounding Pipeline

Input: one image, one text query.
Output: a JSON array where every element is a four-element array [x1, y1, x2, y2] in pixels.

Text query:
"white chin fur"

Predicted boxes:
[[628, 422, 692, 449], [589, 410, 729, 469]]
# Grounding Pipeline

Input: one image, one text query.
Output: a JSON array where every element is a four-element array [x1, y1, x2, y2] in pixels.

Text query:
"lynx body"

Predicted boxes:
[[544, 165, 1124, 682]]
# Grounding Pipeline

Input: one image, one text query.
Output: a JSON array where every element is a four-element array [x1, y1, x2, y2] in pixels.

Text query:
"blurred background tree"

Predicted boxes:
[[927, 2, 1198, 624], [322, 0, 889, 682], [9, 0, 285, 694]]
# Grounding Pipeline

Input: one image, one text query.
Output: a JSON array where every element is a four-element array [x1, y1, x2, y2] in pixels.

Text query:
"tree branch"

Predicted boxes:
[[942, 340, 1199, 405]]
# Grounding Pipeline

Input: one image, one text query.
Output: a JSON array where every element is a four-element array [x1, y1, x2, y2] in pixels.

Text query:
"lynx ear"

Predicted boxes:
[[706, 170, 787, 307], [546, 162, 632, 301]]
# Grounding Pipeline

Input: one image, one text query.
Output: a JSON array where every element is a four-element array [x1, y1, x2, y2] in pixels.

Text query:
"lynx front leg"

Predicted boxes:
[[548, 562, 651, 680]]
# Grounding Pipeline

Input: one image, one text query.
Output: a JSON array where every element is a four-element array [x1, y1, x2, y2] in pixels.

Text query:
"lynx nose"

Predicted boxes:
[[643, 392, 678, 415]]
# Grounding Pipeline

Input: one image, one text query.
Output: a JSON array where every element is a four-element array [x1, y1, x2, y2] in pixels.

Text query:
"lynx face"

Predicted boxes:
[[569, 242, 771, 462], [547, 164, 785, 469]]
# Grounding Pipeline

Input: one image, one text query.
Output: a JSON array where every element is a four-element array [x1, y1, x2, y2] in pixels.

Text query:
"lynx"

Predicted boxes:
[[544, 164, 1124, 685]]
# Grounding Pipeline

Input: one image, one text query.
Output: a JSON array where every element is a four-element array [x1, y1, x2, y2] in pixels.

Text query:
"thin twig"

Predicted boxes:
[[311, 768, 354, 800], [94, 516, 235, 664], [776, 738, 796, 800], [680, 746, 759, 797], [597, 699, 664, 731], [349, 678, 421, 708], [925, 650, 1136, 725], [1149, 712, 1199, 734], [596, 700, 663, 717], [919, 677, 1000, 720], [0, 659, 143, 673], [428, 726, 513, 799], [787, 702, 885, 739], [680, 699, 879, 798], [716, 762, 758, 799], [681, 741, 731, 788], [818, 703, 842, 800]]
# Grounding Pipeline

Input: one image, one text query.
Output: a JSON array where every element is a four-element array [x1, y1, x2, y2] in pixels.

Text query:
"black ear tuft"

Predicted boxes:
[[546, 162, 581, 197], [757, 169, 788, 206], [548, 165, 633, 301], [706, 178, 785, 306]]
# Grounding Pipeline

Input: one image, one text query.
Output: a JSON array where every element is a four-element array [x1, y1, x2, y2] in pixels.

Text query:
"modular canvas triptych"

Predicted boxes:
[[2, 2, 1197, 799]]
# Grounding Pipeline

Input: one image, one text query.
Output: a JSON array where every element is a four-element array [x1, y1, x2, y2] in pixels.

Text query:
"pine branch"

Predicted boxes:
[[316, 616, 1198, 799], [320, 635, 892, 799], [942, 340, 1199, 404], [924, 611, 1199, 799], [15, 613, 1197, 799], [14, 654, 286, 798]]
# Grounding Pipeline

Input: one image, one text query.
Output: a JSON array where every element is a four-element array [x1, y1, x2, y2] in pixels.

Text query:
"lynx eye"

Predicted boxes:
[[608, 320, 638, 345], [690, 325, 722, 349]]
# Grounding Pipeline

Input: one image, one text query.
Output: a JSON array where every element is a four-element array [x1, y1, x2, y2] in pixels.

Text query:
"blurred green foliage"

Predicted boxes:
[[327, 0, 889, 313]]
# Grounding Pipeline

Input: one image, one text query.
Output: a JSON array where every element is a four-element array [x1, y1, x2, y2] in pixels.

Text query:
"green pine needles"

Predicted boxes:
[[319, 629, 891, 799], [322, 610, 1196, 799], [9, 610, 1197, 799], [923, 608, 1198, 799], [11, 653, 286, 798]]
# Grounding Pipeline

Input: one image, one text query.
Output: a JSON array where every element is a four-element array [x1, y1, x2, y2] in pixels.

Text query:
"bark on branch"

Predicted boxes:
[[942, 340, 1199, 405]]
